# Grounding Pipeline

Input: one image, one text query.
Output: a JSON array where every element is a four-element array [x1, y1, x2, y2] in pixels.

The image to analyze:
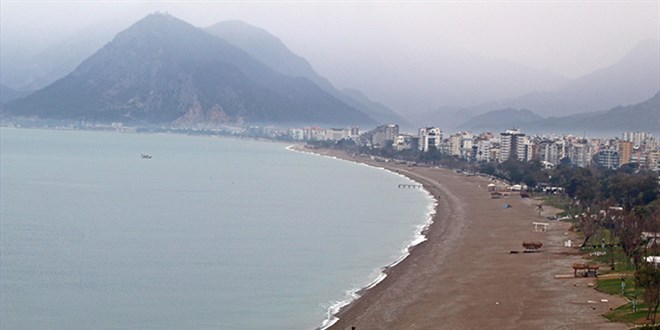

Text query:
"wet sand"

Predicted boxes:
[[305, 148, 627, 330]]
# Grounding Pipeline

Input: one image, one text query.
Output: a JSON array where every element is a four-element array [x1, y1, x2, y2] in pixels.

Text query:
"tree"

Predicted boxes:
[[566, 168, 600, 204], [607, 173, 659, 211], [635, 261, 660, 323], [578, 207, 603, 248], [616, 206, 648, 269], [480, 163, 496, 176]]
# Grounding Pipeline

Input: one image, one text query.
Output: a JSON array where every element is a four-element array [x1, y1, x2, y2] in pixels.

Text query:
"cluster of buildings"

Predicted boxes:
[[263, 124, 658, 172]]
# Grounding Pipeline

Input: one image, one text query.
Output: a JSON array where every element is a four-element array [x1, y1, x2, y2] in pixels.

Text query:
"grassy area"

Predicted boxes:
[[604, 301, 652, 324], [580, 229, 637, 274], [631, 325, 660, 329], [596, 277, 641, 297], [541, 194, 572, 211], [541, 195, 659, 327], [598, 278, 658, 327]]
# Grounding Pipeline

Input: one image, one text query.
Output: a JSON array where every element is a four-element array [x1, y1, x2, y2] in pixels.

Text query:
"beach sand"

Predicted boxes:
[[305, 148, 628, 330]]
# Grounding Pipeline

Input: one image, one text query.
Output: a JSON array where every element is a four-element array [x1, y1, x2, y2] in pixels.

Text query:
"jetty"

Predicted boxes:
[[398, 184, 423, 189]]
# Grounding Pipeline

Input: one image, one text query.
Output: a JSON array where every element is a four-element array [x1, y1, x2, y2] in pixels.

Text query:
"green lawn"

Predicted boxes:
[[604, 301, 652, 324], [580, 229, 637, 274], [596, 277, 641, 297], [598, 278, 658, 326]]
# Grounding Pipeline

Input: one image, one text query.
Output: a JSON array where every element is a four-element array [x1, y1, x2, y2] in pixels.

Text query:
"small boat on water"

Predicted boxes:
[[141, 154, 152, 159]]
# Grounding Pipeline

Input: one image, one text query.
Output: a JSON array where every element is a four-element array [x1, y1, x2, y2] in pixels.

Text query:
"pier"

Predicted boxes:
[[398, 184, 423, 189]]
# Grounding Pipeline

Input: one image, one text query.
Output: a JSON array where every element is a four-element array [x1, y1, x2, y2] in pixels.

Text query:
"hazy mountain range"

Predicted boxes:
[[458, 91, 660, 136], [456, 108, 543, 132], [0, 23, 123, 92], [1, 13, 658, 132], [419, 39, 660, 130], [2, 14, 375, 127], [0, 83, 31, 105], [484, 39, 660, 117], [204, 20, 413, 129]]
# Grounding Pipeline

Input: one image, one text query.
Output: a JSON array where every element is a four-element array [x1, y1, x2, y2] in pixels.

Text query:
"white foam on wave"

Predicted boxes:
[[286, 147, 438, 330], [318, 192, 436, 330], [318, 183, 437, 329], [318, 270, 389, 330]]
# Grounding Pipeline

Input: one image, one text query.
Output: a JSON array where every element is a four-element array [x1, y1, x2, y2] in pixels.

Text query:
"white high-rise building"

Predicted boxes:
[[597, 147, 620, 169], [449, 134, 462, 156], [499, 129, 526, 162], [371, 124, 399, 147], [538, 139, 566, 165], [476, 140, 494, 162], [460, 132, 474, 159], [419, 127, 442, 152], [623, 132, 653, 147], [569, 140, 592, 167]]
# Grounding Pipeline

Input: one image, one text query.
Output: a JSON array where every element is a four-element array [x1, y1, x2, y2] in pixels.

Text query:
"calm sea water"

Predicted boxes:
[[0, 128, 433, 329]]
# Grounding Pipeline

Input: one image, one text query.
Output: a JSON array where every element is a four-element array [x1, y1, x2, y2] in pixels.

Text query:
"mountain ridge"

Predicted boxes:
[[481, 39, 660, 117], [456, 108, 543, 132], [3, 13, 375, 127], [457, 91, 660, 135], [205, 20, 412, 129], [0, 83, 32, 104], [414, 39, 660, 130]]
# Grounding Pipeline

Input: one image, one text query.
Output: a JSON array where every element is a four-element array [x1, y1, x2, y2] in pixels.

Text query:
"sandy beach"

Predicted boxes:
[[305, 148, 628, 330]]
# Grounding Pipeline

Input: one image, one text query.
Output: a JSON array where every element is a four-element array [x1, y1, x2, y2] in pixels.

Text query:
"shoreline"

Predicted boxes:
[[297, 146, 628, 330], [288, 145, 438, 329]]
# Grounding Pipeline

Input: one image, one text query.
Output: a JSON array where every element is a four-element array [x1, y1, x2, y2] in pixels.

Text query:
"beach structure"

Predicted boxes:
[[572, 263, 599, 277], [522, 241, 543, 252], [645, 256, 660, 267], [533, 222, 549, 232], [398, 184, 422, 189]]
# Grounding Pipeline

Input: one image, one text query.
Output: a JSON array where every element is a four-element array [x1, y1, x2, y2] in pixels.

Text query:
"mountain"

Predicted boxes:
[[321, 44, 568, 116], [413, 39, 660, 131], [490, 39, 660, 117], [456, 108, 543, 132], [457, 92, 659, 135], [0, 83, 32, 104], [3, 14, 375, 127], [528, 91, 660, 135], [205, 21, 321, 86], [339, 88, 413, 130], [205, 20, 409, 128]]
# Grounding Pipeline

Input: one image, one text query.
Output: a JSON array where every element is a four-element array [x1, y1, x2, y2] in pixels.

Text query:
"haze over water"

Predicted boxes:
[[0, 128, 432, 329]]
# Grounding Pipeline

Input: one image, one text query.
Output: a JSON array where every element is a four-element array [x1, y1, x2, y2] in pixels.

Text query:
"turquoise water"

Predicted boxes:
[[0, 128, 433, 329]]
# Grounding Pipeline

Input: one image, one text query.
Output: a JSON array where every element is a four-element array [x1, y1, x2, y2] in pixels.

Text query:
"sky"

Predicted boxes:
[[1, 1, 659, 109]]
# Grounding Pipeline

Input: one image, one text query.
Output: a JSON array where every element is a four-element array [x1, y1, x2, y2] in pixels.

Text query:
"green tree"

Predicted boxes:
[[566, 167, 599, 203], [607, 173, 659, 211], [578, 206, 604, 248], [614, 207, 644, 269], [635, 261, 660, 323]]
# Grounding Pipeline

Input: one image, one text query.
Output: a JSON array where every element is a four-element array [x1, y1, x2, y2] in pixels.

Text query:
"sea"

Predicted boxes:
[[0, 127, 434, 329]]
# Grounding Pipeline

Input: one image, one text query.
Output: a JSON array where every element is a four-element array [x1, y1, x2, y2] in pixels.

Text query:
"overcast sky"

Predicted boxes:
[[2, 1, 658, 88]]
